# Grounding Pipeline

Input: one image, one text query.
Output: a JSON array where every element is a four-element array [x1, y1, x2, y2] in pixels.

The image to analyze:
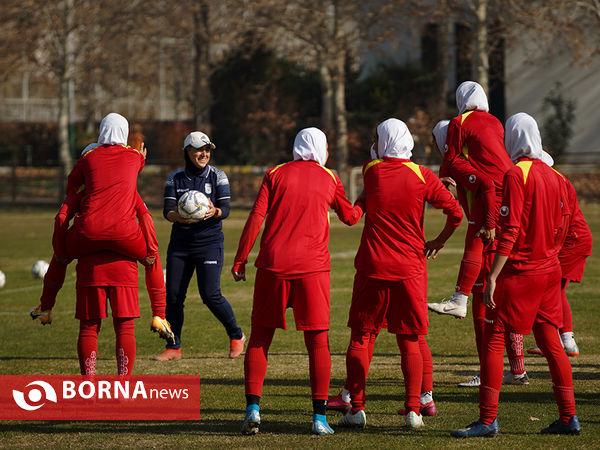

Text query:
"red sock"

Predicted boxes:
[[455, 229, 484, 294], [114, 318, 136, 378], [145, 258, 166, 318], [346, 329, 374, 412], [397, 334, 423, 414], [560, 279, 573, 333], [304, 330, 331, 400], [419, 335, 433, 394], [244, 325, 275, 397], [506, 331, 525, 376], [344, 332, 376, 395], [534, 322, 576, 421], [472, 292, 486, 362], [40, 256, 68, 311], [479, 324, 505, 424], [78, 319, 101, 376]]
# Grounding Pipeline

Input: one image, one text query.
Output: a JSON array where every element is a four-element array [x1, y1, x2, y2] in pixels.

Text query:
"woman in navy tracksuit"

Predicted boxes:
[[154, 131, 245, 361]]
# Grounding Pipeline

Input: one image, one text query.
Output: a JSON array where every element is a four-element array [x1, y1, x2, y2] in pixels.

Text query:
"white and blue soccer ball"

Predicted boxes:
[[178, 190, 210, 220], [31, 260, 50, 279], [0, 270, 5, 288]]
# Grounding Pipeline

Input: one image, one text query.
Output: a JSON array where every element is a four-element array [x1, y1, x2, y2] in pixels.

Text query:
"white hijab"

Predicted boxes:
[[432, 120, 450, 155], [98, 113, 129, 146], [456, 81, 489, 115], [541, 150, 554, 166], [504, 112, 544, 162], [81, 143, 99, 156], [376, 118, 414, 159], [292, 127, 327, 166]]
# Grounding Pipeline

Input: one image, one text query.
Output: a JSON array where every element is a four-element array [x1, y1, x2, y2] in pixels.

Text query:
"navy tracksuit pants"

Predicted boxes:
[[165, 244, 242, 349]]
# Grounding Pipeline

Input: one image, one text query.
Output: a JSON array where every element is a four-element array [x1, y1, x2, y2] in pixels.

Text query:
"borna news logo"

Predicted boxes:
[[1, 375, 200, 420], [12, 380, 57, 411]]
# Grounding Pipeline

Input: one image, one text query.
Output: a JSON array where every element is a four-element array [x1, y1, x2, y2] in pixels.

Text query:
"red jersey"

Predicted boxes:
[[76, 251, 138, 288], [354, 158, 462, 280], [496, 158, 570, 273], [52, 190, 155, 260], [558, 173, 593, 258], [67, 144, 145, 241], [233, 160, 363, 276], [442, 110, 513, 228]]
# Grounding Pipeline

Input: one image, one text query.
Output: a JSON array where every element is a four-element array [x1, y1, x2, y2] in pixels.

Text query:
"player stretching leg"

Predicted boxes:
[[428, 82, 512, 319]]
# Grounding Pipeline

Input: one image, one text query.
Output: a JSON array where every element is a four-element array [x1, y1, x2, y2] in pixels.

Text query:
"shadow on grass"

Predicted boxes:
[[0, 418, 459, 437]]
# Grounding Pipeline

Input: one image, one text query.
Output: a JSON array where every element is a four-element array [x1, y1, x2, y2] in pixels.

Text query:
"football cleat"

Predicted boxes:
[[458, 374, 481, 387], [427, 293, 468, 319], [152, 348, 181, 361], [241, 405, 260, 435], [229, 333, 246, 359], [541, 415, 581, 435], [327, 391, 351, 412], [502, 372, 530, 385], [451, 418, 499, 438], [527, 346, 543, 356], [30, 305, 53, 325], [338, 409, 366, 428], [405, 411, 424, 428], [563, 342, 579, 357], [311, 414, 335, 435], [150, 316, 175, 344], [398, 400, 437, 417]]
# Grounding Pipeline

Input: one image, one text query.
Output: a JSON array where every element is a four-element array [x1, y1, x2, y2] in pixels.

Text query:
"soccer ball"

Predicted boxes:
[[0, 270, 5, 288], [178, 190, 210, 220], [31, 260, 50, 279]]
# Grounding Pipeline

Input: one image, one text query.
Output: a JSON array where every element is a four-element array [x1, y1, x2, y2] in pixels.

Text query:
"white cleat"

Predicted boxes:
[[502, 372, 530, 385], [338, 409, 366, 428], [458, 374, 481, 387], [405, 410, 424, 428], [428, 293, 468, 318]]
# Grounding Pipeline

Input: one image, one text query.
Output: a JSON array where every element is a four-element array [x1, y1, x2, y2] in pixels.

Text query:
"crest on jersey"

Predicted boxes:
[[469, 174, 476, 183], [500, 205, 509, 217], [204, 183, 212, 194]]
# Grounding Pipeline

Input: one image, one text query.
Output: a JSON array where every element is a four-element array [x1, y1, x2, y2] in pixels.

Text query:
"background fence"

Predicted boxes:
[[1, 163, 599, 209]]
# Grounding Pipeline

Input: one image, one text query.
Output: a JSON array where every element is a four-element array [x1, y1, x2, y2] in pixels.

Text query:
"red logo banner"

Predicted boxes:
[[0, 375, 200, 420]]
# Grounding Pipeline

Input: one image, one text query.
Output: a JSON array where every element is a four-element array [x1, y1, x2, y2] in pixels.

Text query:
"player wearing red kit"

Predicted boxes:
[[428, 81, 513, 324], [452, 113, 581, 438], [528, 152, 592, 357], [64, 113, 148, 260], [31, 116, 172, 342], [232, 128, 363, 436], [76, 251, 139, 378], [430, 120, 528, 388], [333, 119, 462, 429]]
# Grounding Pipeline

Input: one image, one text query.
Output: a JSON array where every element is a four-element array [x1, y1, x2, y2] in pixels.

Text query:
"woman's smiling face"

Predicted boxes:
[[186, 145, 211, 169]]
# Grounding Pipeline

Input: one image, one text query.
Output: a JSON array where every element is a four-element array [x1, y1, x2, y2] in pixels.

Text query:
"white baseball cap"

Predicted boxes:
[[183, 131, 216, 150]]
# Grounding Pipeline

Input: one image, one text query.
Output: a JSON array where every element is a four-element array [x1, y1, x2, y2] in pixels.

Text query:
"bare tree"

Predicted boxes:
[[245, 0, 380, 183]]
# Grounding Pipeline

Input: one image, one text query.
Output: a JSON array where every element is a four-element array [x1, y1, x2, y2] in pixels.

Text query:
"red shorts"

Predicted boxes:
[[559, 254, 588, 283], [251, 269, 330, 331], [347, 272, 428, 335], [76, 286, 140, 320], [495, 266, 562, 335]]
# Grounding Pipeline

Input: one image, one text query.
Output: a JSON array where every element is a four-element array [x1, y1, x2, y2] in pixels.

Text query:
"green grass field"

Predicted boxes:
[[0, 206, 598, 448]]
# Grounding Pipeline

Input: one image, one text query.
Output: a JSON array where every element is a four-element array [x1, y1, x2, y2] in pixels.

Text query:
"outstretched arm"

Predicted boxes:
[[231, 176, 270, 281]]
